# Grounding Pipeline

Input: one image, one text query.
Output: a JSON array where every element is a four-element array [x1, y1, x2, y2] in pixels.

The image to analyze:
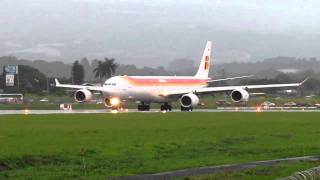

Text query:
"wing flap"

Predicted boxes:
[[162, 78, 308, 96], [207, 75, 254, 82]]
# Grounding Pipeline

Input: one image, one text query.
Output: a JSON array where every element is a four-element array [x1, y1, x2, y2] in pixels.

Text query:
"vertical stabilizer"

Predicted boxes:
[[195, 41, 212, 78]]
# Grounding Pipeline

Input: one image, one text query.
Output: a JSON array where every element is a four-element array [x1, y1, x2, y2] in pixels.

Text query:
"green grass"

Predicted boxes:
[[0, 112, 320, 179]]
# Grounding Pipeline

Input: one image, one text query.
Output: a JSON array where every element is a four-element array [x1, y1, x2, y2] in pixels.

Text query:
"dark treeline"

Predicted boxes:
[[2, 56, 320, 80], [212, 56, 320, 78], [0, 56, 172, 82], [1, 56, 320, 94], [238, 73, 320, 95]]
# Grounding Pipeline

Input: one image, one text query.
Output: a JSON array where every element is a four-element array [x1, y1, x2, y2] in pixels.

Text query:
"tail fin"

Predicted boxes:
[[195, 41, 212, 78]]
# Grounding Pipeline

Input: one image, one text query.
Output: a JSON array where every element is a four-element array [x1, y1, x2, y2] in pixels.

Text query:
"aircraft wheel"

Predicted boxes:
[[161, 104, 172, 111], [138, 104, 150, 111], [180, 106, 192, 112], [145, 105, 150, 111]]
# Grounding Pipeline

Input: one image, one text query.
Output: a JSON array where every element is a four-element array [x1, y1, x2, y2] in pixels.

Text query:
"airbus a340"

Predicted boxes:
[[55, 41, 307, 111]]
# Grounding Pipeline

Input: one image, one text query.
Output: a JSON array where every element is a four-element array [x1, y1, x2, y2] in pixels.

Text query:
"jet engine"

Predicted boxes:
[[230, 89, 249, 102], [180, 93, 199, 108], [74, 89, 93, 102]]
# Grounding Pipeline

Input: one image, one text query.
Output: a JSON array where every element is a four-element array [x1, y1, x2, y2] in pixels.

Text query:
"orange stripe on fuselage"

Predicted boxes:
[[123, 76, 208, 86]]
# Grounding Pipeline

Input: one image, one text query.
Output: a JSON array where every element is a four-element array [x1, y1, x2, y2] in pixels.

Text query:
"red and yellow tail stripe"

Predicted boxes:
[[122, 76, 208, 86]]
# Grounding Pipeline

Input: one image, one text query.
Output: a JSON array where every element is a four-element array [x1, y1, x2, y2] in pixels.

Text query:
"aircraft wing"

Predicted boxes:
[[55, 79, 104, 91], [207, 75, 254, 82], [161, 78, 308, 96]]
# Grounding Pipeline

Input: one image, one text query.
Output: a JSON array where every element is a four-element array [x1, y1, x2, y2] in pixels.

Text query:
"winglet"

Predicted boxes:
[[55, 78, 60, 86], [299, 77, 309, 86]]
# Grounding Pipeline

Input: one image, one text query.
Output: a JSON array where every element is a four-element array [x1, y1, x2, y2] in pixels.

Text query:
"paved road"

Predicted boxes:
[[0, 108, 319, 115], [114, 155, 320, 180]]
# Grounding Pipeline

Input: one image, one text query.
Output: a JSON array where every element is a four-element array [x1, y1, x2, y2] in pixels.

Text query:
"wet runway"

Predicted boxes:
[[0, 108, 319, 115]]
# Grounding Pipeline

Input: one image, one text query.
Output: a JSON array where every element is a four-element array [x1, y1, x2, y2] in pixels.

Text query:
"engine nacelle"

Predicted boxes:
[[230, 89, 249, 102], [180, 93, 199, 108], [104, 98, 112, 107], [74, 89, 92, 102]]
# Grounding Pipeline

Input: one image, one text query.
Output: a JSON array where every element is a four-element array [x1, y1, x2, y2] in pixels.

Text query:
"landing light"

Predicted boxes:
[[24, 109, 29, 115], [110, 97, 120, 106], [256, 106, 262, 113]]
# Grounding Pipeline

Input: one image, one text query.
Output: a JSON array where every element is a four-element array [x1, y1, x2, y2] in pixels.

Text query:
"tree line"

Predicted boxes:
[[71, 58, 118, 85], [2, 56, 320, 95]]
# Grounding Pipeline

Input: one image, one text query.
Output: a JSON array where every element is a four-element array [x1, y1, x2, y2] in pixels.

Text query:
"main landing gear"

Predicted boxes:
[[137, 102, 150, 111], [180, 106, 193, 111], [137, 102, 173, 112], [160, 103, 172, 111]]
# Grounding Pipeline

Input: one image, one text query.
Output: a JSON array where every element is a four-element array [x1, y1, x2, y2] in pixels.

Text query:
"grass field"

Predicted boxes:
[[0, 112, 320, 179]]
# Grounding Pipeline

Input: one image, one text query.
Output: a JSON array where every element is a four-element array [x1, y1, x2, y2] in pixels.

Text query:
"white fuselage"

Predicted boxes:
[[101, 76, 209, 103]]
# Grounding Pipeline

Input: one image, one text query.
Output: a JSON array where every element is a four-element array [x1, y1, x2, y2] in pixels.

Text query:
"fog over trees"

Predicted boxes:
[[1, 1, 320, 66], [1, 55, 320, 80], [1, 1, 320, 93], [1, 55, 320, 94]]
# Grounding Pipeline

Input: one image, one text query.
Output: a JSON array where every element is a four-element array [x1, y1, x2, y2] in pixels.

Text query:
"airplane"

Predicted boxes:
[[55, 41, 308, 111]]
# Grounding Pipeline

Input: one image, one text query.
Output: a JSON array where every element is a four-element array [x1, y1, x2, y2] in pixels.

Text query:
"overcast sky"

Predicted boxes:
[[1, 0, 320, 66]]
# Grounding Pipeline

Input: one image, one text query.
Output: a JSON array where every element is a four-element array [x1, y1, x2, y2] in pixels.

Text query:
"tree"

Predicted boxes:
[[93, 57, 118, 84], [93, 60, 106, 83], [80, 57, 95, 81], [71, 60, 84, 85], [275, 73, 292, 83], [2, 65, 47, 94], [219, 69, 227, 86], [104, 58, 118, 78]]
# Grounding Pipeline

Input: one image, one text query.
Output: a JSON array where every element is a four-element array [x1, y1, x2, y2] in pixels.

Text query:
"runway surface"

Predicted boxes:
[[0, 108, 320, 114]]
